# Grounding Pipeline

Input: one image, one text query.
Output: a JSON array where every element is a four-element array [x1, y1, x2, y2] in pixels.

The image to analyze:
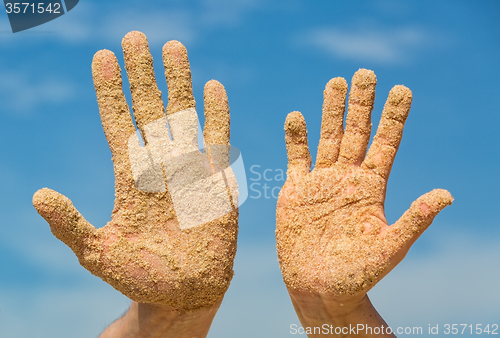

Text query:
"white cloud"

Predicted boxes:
[[373, 0, 413, 17], [191, 62, 256, 89], [0, 72, 76, 116], [104, 10, 196, 46], [13, 0, 262, 47], [302, 26, 428, 64], [200, 0, 261, 26], [33, 2, 196, 46]]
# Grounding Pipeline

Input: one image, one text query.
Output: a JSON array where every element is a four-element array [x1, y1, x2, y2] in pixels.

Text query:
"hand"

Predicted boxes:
[[33, 31, 238, 312], [276, 69, 453, 302]]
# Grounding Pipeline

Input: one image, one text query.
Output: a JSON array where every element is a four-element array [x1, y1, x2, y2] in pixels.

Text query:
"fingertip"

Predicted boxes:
[[204, 79, 226, 99], [378, 84, 413, 128], [326, 77, 347, 91], [92, 49, 116, 63], [388, 85, 413, 107], [33, 187, 60, 210], [352, 68, 377, 88], [33, 188, 69, 219], [285, 111, 307, 137], [410, 189, 453, 222], [426, 188, 454, 210], [205, 79, 224, 90], [33, 187, 49, 204], [163, 39, 184, 50], [325, 77, 348, 99], [162, 40, 188, 60], [122, 30, 148, 50], [204, 79, 228, 118], [123, 30, 146, 40], [92, 49, 120, 82], [122, 31, 152, 70]]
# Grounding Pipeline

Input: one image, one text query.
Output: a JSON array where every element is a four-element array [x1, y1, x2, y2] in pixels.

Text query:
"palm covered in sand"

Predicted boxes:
[[276, 70, 452, 298], [33, 32, 238, 311]]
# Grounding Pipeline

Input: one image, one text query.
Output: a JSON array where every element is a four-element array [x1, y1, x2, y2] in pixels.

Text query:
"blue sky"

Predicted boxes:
[[0, 0, 499, 337]]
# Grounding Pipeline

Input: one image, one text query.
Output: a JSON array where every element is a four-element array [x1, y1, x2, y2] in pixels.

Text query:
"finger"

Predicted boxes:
[[204, 80, 230, 146], [362, 85, 412, 179], [33, 188, 97, 261], [315, 77, 347, 169], [122, 31, 165, 136], [338, 69, 377, 166], [162, 40, 197, 145], [387, 189, 453, 248], [285, 111, 311, 177], [204, 80, 230, 170], [162, 40, 196, 116], [92, 49, 136, 192]]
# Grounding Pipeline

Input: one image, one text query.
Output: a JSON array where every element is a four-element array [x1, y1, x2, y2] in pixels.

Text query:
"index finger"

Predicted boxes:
[[361, 85, 412, 179]]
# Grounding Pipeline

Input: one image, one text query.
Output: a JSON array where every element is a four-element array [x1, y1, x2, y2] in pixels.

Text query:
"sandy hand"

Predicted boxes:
[[276, 69, 453, 299], [33, 31, 238, 311]]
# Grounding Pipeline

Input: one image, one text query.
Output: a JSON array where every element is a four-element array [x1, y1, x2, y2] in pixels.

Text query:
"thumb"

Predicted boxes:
[[389, 189, 453, 247], [33, 188, 97, 260]]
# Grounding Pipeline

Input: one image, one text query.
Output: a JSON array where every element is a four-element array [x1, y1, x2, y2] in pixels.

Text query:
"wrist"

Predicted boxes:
[[100, 298, 222, 338], [288, 288, 366, 318], [288, 289, 394, 337]]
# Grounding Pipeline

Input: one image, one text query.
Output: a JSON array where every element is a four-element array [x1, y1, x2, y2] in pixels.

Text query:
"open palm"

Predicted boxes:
[[33, 32, 238, 311], [276, 69, 452, 298]]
